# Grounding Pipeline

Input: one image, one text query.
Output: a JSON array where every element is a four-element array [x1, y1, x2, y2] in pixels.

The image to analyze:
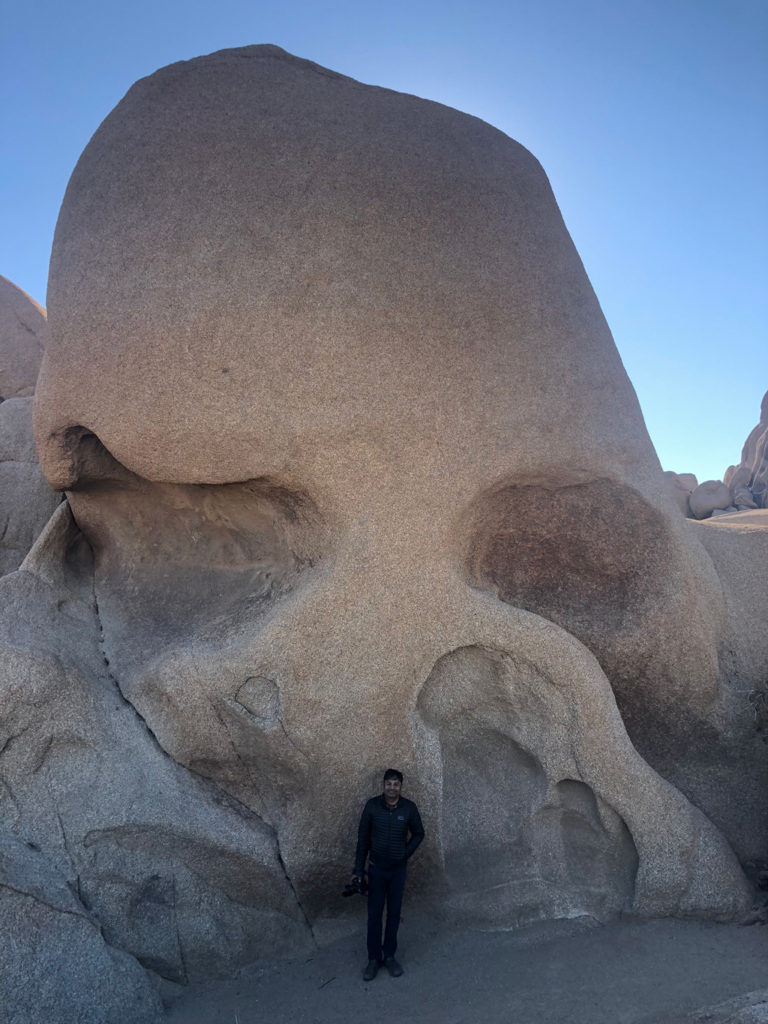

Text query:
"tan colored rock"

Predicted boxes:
[[0, 279, 58, 576], [1, 44, 758, 1011], [725, 392, 768, 509], [700, 509, 768, 529], [0, 274, 46, 399], [677, 473, 698, 491], [35, 41, 748, 905], [687, 511, 768, 861], [689, 480, 733, 519], [729, 464, 759, 510], [663, 470, 696, 515], [0, 397, 61, 575], [1, 504, 311, 1015]]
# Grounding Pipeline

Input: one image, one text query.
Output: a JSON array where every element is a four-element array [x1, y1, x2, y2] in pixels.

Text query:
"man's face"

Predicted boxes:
[[384, 777, 402, 803]]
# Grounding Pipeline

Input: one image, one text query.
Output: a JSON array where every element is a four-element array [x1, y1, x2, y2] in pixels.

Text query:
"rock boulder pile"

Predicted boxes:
[[665, 391, 767, 520], [725, 391, 768, 511]]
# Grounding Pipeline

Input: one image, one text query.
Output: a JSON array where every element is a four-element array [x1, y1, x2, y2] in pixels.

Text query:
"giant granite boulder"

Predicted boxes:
[[1, 45, 762, 1015], [725, 391, 768, 510]]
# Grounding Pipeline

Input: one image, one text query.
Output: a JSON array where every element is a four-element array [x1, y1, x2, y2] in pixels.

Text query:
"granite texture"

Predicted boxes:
[[0, 397, 61, 575], [0, 44, 761, 1013], [0, 274, 45, 400]]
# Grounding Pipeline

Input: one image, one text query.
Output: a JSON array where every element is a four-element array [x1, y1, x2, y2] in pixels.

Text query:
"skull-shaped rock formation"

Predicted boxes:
[[0, 278, 60, 576], [1, 46, 763, 1016]]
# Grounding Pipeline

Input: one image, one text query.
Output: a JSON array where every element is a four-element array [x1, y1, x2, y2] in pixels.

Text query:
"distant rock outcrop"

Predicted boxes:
[[0, 274, 46, 400], [725, 391, 768, 510], [0, 279, 60, 575], [689, 480, 735, 520], [665, 391, 767, 519], [662, 471, 698, 515]]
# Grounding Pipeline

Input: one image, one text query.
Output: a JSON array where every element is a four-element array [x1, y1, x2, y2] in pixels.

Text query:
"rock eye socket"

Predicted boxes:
[[64, 430, 324, 674], [465, 477, 670, 634], [461, 475, 699, 747]]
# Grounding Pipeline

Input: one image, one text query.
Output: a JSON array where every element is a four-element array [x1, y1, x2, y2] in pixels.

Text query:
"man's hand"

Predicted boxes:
[[350, 873, 360, 884]]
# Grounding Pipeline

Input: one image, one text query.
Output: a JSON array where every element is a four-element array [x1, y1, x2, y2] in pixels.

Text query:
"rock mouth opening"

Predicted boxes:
[[416, 645, 639, 925]]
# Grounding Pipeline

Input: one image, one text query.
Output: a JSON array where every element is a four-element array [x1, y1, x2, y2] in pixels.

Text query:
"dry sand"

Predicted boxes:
[[702, 509, 768, 528], [164, 914, 768, 1024]]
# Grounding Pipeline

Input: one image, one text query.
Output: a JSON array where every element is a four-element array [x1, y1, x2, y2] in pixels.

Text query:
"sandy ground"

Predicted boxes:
[[164, 915, 768, 1024], [701, 509, 768, 529]]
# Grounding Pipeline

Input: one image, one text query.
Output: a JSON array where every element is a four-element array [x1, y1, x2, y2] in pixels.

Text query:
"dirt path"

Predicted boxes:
[[165, 916, 768, 1024]]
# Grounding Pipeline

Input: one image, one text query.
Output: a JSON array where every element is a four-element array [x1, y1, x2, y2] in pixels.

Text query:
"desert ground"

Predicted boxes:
[[165, 913, 768, 1024]]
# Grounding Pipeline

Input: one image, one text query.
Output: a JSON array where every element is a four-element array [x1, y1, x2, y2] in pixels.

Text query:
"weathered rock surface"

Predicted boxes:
[[725, 391, 768, 510], [0, 279, 59, 575], [689, 480, 734, 519], [677, 472, 699, 492], [0, 274, 46, 400], [684, 510, 768, 861], [659, 990, 768, 1024], [1, 832, 164, 1024], [0, 397, 61, 574], [0, 43, 761, 1012], [663, 470, 698, 515], [0, 504, 313, 1018]]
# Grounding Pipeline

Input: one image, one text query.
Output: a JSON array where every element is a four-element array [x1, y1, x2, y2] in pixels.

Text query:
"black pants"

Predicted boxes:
[[366, 861, 407, 961]]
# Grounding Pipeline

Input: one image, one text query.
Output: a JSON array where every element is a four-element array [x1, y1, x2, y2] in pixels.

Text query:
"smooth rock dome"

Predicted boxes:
[[37, 44, 652, 494]]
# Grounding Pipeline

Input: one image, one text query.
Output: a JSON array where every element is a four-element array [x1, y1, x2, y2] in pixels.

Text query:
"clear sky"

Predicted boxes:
[[2, 0, 766, 483]]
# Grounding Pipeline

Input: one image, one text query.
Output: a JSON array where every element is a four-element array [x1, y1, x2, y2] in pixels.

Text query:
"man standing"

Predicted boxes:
[[352, 768, 425, 981]]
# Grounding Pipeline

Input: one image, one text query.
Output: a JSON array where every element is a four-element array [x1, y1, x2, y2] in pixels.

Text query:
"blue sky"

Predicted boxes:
[[2, 0, 766, 483]]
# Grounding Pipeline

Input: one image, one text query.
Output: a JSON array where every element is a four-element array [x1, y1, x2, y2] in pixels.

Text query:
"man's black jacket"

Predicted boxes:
[[354, 794, 425, 876]]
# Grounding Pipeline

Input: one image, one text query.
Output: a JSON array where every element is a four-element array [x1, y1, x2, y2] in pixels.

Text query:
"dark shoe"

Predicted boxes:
[[362, 959, 379, 981], [384, 956, 403, 977]]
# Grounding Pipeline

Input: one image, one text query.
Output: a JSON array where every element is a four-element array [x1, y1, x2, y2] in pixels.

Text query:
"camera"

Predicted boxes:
[[342, 875, 368, 898]]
